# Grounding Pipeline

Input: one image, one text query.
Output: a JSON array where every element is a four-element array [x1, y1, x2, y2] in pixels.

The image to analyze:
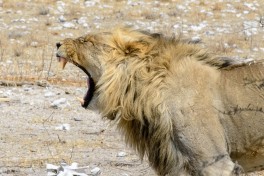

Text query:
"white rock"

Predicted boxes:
[[58, 15, 66, 22], [176, 5, 186, 10], [47, 163, 60, 170], [206, 11, 213, 16], [3, 90, 13, 97], [77, 17, 89, 28], [57, 1, 65, 13], [121, 174, 129, 176], [72, 0, 80, 3], [47, 162, 88, 176], [205, 31, 214, 36], [63, 22, 75, 28], [85, 1, 97, 7], [44, 91, 56, 97], [244, 2, 256, 10], [90, 167, 101, 175], [190, 36, 201, 43], [117, 151, 127, 157], [49, 26, 63, 31], [236, 13, 242, 17], [190, 23, 207, 31], [243, 20, 259, 28], [243, 21, 259, 37], [68, 162, 78, 169], [243, 10, 249, 14], [127, 0, 140, 6], [173, 24, 180, 29], [82, 23, 88, 28], [30, 41, 38, 47], [55, 123, 70, 131], [47, 163, 61, 176], [6, 60, 13, 64], [51, 98, 66, 107], [78, 17, 87, 24], [235, 49, 243, 53], [57, 0, 65, 6]]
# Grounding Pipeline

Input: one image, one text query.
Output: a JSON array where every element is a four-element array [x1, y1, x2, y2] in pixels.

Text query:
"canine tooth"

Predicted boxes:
[[77, 97, 84, 105], [59, 57, 67, 69]]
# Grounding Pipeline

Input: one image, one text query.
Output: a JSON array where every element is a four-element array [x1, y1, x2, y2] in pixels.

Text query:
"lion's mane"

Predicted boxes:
[[94, 28, 232, 175]]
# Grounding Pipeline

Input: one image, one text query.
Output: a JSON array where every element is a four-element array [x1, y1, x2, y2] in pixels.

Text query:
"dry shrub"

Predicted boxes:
[[199, 0, 206, 6], [212, 2, 224, 11], [2, 1, 26, 9], [8, 31, 23, 39], [13, 46, 24, 57], [24, 32, 49, 48], [0, 42, 3, 62], [38, 6, 49, 15], [64, 5, 83, 20], [209, 36, 240, 54], [234, 3, 247, 11], [141, 10, 159, 20], [167, 10, 179, 17]]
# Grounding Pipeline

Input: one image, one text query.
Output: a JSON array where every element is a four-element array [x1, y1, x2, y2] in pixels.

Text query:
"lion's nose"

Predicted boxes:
[[56, 42, 61, 49]]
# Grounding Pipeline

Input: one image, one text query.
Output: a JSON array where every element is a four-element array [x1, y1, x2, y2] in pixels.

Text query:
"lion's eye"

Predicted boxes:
[[79, 37, 85, 43]]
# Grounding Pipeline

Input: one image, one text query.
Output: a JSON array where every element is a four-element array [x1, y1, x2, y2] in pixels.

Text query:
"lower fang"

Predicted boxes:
[[77, 97, 84, 105]]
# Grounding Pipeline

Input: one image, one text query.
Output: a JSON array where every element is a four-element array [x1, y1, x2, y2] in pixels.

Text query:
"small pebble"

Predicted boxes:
[[90, 167, 101, 176], [51, 98, 66, 108], [44, 91, 55, 97], [117, 151, 127, 157], [63, 22, 75, 28]]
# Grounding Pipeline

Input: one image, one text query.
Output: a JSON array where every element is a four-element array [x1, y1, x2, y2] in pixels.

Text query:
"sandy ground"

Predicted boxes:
[[0, 83, 155, 176], [0, 0, 264, 175]]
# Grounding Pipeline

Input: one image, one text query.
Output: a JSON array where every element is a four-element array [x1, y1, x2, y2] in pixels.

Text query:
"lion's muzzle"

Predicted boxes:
[[55, 41, 95, 109]]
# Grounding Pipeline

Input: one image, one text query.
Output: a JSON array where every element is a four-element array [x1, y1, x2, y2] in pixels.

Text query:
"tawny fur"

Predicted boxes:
[[56, 28, 264, 176]]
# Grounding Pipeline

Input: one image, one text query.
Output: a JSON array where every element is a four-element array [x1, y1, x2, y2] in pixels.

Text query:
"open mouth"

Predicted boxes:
[[56, 47, 95, 109]]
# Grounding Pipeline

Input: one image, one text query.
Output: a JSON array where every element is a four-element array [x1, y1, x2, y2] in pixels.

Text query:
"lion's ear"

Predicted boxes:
[[110, 28, 157, 56], [124, 40, 153, 56], [83, 35, 96, 45]]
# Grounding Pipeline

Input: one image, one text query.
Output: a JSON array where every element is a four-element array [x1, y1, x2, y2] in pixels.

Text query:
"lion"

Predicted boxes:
[[56, 28, 264, 176]]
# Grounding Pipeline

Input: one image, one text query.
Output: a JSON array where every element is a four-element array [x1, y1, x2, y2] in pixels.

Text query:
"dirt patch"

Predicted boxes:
[[0, 83, 155, 176]]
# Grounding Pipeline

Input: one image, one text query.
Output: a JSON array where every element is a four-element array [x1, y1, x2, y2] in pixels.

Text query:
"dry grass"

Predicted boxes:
[[212, 2, 224, 11], [38, 6, 49, 16]]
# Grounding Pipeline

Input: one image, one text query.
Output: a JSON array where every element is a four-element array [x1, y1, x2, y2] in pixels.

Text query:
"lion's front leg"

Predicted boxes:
[[200, 155, 242, 176], [168, 106, 243, 176]]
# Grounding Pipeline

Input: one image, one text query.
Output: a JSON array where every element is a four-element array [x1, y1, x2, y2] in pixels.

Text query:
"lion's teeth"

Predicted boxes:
[[59, 57, 67, 69], [77, 97, 84, 105]]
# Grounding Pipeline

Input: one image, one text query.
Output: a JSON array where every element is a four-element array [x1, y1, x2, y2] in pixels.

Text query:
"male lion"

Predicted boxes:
[[56, 28, 264, 176]]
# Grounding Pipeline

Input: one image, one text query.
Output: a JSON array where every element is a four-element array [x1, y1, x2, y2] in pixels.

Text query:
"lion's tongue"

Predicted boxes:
[[58, 57, 67, 69]]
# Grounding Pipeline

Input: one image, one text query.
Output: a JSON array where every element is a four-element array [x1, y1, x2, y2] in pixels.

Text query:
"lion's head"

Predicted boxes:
[[56, 28, 232, 112], [56, 34, 104, 81], [56, 34, 109, 108]]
